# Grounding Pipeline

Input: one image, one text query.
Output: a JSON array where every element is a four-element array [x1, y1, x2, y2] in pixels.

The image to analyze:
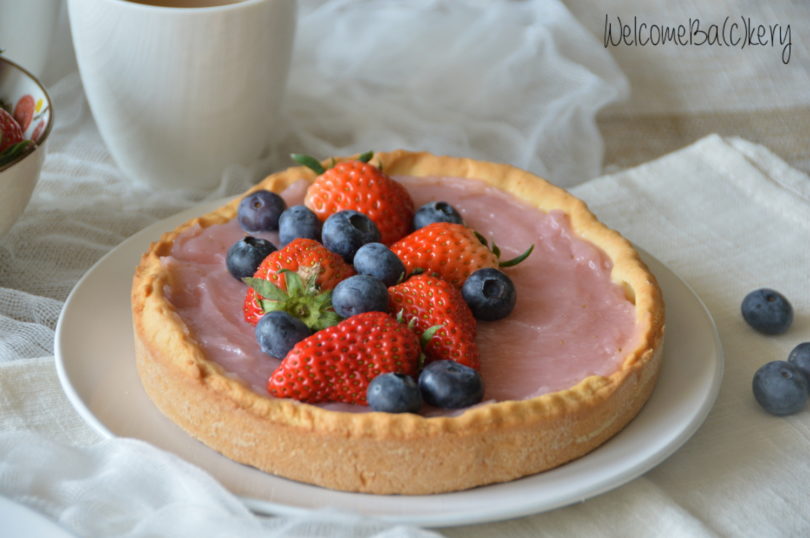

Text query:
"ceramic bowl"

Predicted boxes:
[[0, 56, 53, 237]]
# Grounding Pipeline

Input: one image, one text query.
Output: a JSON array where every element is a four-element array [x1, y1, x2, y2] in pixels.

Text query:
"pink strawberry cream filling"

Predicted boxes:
[[161, 175, 638, 413]]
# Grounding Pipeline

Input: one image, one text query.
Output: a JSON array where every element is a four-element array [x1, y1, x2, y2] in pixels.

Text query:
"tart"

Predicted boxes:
[[131, 150, 664, 495]]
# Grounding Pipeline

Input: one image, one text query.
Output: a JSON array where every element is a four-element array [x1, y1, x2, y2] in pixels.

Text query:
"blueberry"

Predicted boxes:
[[353, 242, 406, 286], [255, 311, 312, 359], [752, 360, 808, 416], [461, 268, 516, 321], [413, 201, 463, 229], [279, 205, 322, 246], [788, 342, 810, 385], [237, 190, 287, 232], [225, 236, 277, 280], [322, 210, 380, 262], [331, 274, 389, 318], [419, 360, 484, 409], [367, 373, 422, 413], [741, 288, 793, 335]]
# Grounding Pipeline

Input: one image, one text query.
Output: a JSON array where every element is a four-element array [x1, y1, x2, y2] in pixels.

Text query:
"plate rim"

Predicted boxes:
[[54, 200, 724, 528]]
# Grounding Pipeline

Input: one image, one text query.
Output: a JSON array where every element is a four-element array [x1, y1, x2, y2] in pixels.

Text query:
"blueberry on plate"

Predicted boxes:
[[419, 360, 484, 409], [331, 274, 389, 318], [413, 201, 464, 229], [237, 190, 287, 232], [752, 360, 808, 416], [225, 236, 277, 280], [367, 373, 422, 413], [741, 288, 793, 335], [321, 210, 380, 262], [255, 310, 312, 359], [353, 242, 406, 286], [788, 342, 810, 385], [461, 268, 516, 321], [279, 205, 322, 246]]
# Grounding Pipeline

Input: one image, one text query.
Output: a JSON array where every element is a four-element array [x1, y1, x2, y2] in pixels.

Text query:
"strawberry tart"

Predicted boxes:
[[131, 150, 664, 495]]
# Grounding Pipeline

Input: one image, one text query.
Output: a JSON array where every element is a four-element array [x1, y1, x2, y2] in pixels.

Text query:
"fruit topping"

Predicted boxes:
[[461, 268, 517, 321], [238, 190, 287, 233], [267, 311, 422, 405], [741, 288, 793, 335], [752, 360, 808, 416], [0, 108, 24, 154], [367, 373, 423, 414], [353, 242, 405, 286], [413, 201, 463, 229], [242, 238, 354, 326], [321, 209, 380, 263], [278, 205, 321, 246], [787, 342, 810, 385], [296, 152, 415, 245], [255, 310, 312, 359], [225, 236, 277, 280], [331, 274, 389, 318], [418, 360, 484, 409], [391, 222, 533, 287], [388, 274, 479, 369]]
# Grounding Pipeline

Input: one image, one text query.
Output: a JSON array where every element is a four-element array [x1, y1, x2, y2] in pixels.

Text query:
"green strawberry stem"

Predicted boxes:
[[473, 230, 534, 268], [395, 309, 442, 369], [291, 153, 325, 175], [417, 325, 443, 370], [243, 268, 342, 331], [291, 151, 375, 175], [499, 244, 534, 267]]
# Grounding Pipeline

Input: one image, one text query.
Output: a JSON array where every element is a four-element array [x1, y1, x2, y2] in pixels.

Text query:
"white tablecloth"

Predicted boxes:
[[2, 1, 810, 536]]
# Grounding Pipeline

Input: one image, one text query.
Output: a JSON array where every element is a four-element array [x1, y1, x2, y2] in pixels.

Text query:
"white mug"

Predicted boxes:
[[68, 0, 297, 191], [0, 0, 62, 80]]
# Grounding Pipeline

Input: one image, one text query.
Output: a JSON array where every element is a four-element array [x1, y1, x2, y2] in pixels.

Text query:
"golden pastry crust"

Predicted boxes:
[[132, 150, 665, 495]]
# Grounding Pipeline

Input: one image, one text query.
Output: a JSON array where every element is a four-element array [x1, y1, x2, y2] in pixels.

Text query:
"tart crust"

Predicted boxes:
[[132, 151, 665, 495]]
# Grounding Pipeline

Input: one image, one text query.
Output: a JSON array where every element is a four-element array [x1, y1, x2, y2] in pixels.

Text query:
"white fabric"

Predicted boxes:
[[278, 0, 628, 188], [0, 431, 437, 538], [0, 0, 628, 536]]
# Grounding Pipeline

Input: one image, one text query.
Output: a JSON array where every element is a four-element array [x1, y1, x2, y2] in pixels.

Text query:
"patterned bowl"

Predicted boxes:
[[0, 56, 53, 236]]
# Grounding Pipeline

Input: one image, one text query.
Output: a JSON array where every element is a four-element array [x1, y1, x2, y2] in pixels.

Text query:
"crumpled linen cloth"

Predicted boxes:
[[0, 0, 629, 536]]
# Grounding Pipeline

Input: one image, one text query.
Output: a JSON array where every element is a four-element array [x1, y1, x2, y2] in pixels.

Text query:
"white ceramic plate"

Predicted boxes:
[[55, 199, 723, 528], [0, 496, 76, 538]]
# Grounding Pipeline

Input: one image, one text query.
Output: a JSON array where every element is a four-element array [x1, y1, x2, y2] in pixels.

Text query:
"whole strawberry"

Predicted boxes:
[[0, 108, 24, 153], [267, 311, 421, 405], [243, 238, 354, 326], [390, 222, 533, 288], [295, 152, 415, 245], [389, 274, 479, 370]]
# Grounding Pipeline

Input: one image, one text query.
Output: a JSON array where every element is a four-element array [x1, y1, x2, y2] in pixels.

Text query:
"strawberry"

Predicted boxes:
[[267, 311, 421, 405], [389, 274, 479, 370], [13, 95, 35, 132], [243, 238, 354, 326], [0, 108, 24, 153], [390, 222, 533, 288], [295, 152, 415, 245]]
